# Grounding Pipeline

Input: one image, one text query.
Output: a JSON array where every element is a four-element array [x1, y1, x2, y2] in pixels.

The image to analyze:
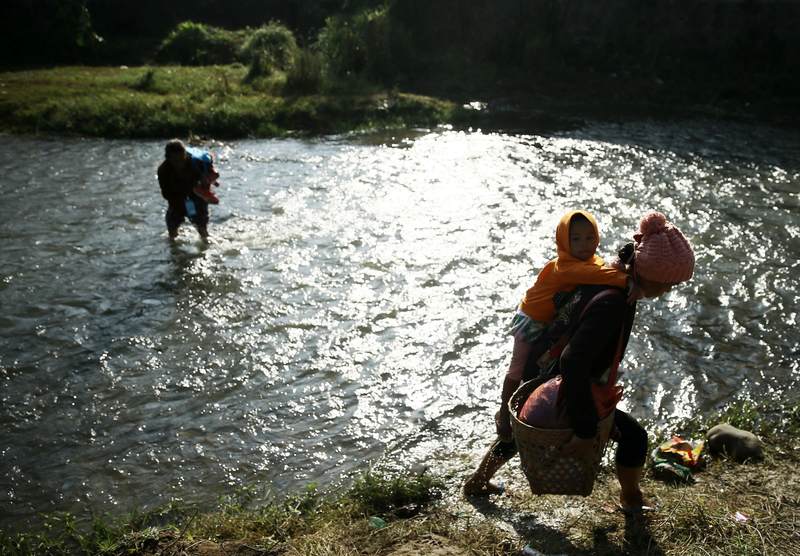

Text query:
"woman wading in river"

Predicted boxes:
[[464, 211, 695, 513]]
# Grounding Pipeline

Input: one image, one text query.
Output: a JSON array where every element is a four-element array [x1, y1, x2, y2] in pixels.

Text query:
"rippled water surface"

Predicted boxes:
[[1, 121, 799, 528]]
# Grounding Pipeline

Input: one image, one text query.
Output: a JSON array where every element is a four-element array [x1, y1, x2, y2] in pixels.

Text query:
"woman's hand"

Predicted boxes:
[[560, 434, 597, 459]]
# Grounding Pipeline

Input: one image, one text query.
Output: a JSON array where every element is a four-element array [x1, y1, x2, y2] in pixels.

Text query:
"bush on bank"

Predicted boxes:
[[156, 22, 248, 66], [316, 6, 415, 86], [158, 21, 301, 80], [284, 48, 325, 94], [239, 22, 299, 72]]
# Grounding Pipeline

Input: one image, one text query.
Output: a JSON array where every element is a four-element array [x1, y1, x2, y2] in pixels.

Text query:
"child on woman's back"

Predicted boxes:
[[506, 210, 638, 383], [494, 210, 637, 439]]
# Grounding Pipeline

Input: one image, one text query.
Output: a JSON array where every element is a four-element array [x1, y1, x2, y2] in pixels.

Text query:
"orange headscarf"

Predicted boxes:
[[554, 210, 603, 268], [519, 210, 626, 322]]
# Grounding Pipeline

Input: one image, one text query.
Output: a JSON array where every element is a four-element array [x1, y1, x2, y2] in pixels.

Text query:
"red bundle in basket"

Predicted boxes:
[[518, 376, 570, 429], [510, 377, 615, 496]]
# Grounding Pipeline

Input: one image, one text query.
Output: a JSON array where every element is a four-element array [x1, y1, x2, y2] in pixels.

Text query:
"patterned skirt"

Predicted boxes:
[[507, 310, 546, 344]]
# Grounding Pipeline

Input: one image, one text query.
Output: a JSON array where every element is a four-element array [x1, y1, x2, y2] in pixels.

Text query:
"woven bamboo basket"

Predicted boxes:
[[509, 377, 614, 496]]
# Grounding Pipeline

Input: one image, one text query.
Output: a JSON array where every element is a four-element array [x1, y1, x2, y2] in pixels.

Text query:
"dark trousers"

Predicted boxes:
[[491, 409, 648, 468], [166, 195, 209, 231]]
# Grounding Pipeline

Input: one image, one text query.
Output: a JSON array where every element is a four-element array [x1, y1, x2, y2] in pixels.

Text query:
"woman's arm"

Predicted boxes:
[[559, 293, 627, 438]]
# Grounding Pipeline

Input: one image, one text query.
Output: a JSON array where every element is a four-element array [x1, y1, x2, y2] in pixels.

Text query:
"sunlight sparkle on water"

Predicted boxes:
[[1, 123, 799, 528]]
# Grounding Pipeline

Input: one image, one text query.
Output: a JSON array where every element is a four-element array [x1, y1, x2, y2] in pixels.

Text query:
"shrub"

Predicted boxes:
[[348, 471, 442, 516], [157, 21, 245, 65], [239, 22, 298, 72], [285, 49, 324, 94], [317, 14, 366, 79], [317, 6, 413, 85], [243, 53, 271, 83]]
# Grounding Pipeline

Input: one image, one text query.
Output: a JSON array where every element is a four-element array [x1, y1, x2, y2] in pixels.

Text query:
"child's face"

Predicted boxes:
[[568, 219, 598, 261]]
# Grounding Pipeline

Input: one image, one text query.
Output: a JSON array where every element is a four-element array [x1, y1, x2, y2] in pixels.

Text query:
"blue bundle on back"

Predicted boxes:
[[186, 147, 214, 175], [185, 146, 221, 204]]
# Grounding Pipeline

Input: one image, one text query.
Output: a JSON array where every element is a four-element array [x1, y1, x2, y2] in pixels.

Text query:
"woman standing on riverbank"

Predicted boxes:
[[464, 211, 695, 513]]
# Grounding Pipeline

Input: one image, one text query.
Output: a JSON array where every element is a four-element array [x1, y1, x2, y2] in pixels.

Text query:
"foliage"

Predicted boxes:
[[285, 49, 324, 94], [348, 470, 441, 516], [316, 14, 361, 79], [47, 0, 100, 53], [3, 0, 799, 104], [130, 68, 157, 91], [240, 23, 298, 86], [317, 5, 412, 84], [157, 21, 247, 66], [243, 54, 272, 84], [239, 22, 298, 72], [0, 0, 102, 66], [0, 499, 193, 556]]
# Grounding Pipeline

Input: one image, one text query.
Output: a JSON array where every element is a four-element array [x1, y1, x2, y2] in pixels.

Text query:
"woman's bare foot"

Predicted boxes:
[[463, 474, 504, 496], [616, 465, 655, 513], [618, 491, 656, 514]]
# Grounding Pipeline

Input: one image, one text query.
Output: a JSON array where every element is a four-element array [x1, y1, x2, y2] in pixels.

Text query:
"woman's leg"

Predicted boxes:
[[165, 201, 185, 239], [465, 324, 549, 496], [189, 196, 210, 239], [613, 409, 649, 510], [463, 437, 517, 495], [464, 332, 532, 495]]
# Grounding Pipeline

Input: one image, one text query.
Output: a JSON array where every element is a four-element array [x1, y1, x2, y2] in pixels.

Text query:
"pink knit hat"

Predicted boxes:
[[634, 212, 695, 283]]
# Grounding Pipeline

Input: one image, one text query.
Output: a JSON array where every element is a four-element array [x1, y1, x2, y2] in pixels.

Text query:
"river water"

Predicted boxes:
[[1, 121, 799, 529]]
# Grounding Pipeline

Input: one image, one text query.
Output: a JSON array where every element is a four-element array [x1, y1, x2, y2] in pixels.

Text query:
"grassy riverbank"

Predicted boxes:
[[0, 65, 463, 138], [3, 64, 794, 141], [3, 401, 800, 555]]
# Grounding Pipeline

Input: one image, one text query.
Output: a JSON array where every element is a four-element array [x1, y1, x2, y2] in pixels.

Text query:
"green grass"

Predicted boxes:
[[0, 65, 464, 138], [0, 470, 445, 555], [4, 402, 800, 555], [657, 398, 800, 444]]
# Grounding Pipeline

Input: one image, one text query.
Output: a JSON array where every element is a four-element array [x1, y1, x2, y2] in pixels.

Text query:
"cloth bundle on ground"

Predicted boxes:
[[706, 423, 764, 462], [650, 435, 705, 483]]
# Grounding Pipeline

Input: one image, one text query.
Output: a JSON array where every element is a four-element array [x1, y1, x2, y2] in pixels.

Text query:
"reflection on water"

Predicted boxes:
[[1, 121, 799, 528]]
